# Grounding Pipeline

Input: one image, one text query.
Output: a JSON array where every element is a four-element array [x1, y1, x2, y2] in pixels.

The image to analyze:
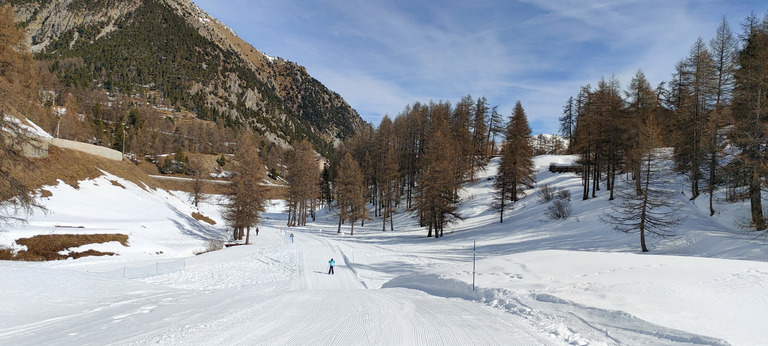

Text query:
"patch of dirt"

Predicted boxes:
[[6, 233, 130, 261], [192, 211, 216, 225]]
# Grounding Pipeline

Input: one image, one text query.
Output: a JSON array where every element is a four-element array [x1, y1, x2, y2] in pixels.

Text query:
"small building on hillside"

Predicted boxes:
[[549, 163, 584, 173]]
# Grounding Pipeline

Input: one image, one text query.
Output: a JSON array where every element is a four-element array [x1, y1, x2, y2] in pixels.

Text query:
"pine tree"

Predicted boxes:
[[222, 133, 268, 244], [470, 96, 489, 180], [285, 140, 321, 227], [625, 70, 657, 196], [601, 116, 684, 252], [486, 105, 504, 156], [598, 76, 626, 201], [451, 96, 474, 186], [0, 4, 37, 114], [416, 110, 460, 237], [731, 22, 768, 231], [335, 153, 368, 235], [0, 4, 45, 226], [189, 158, 207, 208], [345, 127, 375, 223], [704, 17, 738, 216], [392, 104, 426, 209], [573, 84, 597, 200], [374, 116, 400, 231], [494, 101, 535, 223], [711, 17, 738, 108], [559, 96, 576, 150], [673, 38, 716, 200]]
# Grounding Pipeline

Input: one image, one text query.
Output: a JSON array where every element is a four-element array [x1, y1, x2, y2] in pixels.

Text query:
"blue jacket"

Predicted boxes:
[[329, 259, 335, 267]]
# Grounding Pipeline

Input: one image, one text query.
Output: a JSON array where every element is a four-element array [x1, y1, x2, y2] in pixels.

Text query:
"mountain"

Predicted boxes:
[[9, 0, 368, 153]]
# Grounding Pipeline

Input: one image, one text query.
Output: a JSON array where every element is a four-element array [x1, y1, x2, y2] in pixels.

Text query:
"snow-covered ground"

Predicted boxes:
[[1, 155, 767, 345]]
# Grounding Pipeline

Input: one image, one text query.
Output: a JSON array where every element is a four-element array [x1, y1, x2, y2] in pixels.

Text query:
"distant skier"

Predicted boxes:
[[290, 232, 294, 243], [328, 258, 335, 275]]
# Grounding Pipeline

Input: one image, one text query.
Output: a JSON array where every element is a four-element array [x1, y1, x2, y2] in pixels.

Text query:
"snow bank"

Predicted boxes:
[[383, 250, 766, 345], [1, 171, 223, 264]]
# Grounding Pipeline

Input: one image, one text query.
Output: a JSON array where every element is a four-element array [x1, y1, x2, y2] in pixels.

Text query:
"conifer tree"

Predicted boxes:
[[0, 4, 45, 226], [451, 96, 473, 186], [222, 133, 268, 244], [559, 96, 576, 150], [573, 84, 597, 200], [285, 140, 321, 227], [416, 110, 460, 237], [486, 105, 504, 156], [392, 104, 426, 209], [335, 153, 368, 235], [596, 76, 626, 201], [470, 96, 489, 180], [189, 158, 207, 208], [601, 116, 683, 252], [704, 17, 738, 216], [673, 38, 716, 200], [625, 70, 657, 196], [494, 101, 535, 223], [0, 5, 37, 113], [711, 17, 738, 108], [374, 116, 400, 231], [731, 23, 768, 231]]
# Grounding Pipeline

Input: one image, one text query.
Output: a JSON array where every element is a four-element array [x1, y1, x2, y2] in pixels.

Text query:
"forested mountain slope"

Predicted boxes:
[[9, 0, 367, 154]]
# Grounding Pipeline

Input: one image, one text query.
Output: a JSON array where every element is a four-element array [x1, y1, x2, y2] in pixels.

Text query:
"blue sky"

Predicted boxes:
[[192, 0, 766, 134]]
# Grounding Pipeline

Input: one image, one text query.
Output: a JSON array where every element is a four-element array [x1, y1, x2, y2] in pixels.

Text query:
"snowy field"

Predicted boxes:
[[1, 156, 767, 345]]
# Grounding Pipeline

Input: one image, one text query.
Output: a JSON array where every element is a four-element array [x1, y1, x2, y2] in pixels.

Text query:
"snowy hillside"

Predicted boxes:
[[1, 156, 767, 345]]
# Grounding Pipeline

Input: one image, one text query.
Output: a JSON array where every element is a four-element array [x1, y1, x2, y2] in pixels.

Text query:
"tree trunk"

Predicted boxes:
[[245, 226, 251, 245], [582, 154, 590, 200], [640, 150, 652, 252], [499, 187, 505, 223], [749, 166, 765, 230], [634, 162, 642, 196], [287, 203, 293, 227], [592, 161, 599, 197], [709, 151, 716, 216], [608, 161, 615, 201]]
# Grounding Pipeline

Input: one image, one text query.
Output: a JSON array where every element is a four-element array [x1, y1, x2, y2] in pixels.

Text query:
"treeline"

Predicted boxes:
[[312, 95, 534, 238], [560, 13, 768, 232], [223, 96, 507, 240]]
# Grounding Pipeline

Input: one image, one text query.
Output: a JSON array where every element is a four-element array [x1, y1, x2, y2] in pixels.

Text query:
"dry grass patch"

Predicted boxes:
[[39, 189, 53, 198], [0, 248, 15, 260], [7, 234, 129, 261], [159, 178, 230, 195], [110, 180, 126, 189], [16, 146, 162, 191], [192, 212, 216, 225]]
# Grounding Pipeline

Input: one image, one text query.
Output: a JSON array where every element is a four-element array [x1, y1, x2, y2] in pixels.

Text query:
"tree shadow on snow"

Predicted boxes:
[[166, 202, 225, 241]]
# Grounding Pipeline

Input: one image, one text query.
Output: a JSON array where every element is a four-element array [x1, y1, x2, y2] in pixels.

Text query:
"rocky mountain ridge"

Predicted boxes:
[[9, 0, 367, 154]]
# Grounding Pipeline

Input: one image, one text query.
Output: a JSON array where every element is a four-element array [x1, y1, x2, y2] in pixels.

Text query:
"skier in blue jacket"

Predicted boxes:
[[328, 258, 335, 275]]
